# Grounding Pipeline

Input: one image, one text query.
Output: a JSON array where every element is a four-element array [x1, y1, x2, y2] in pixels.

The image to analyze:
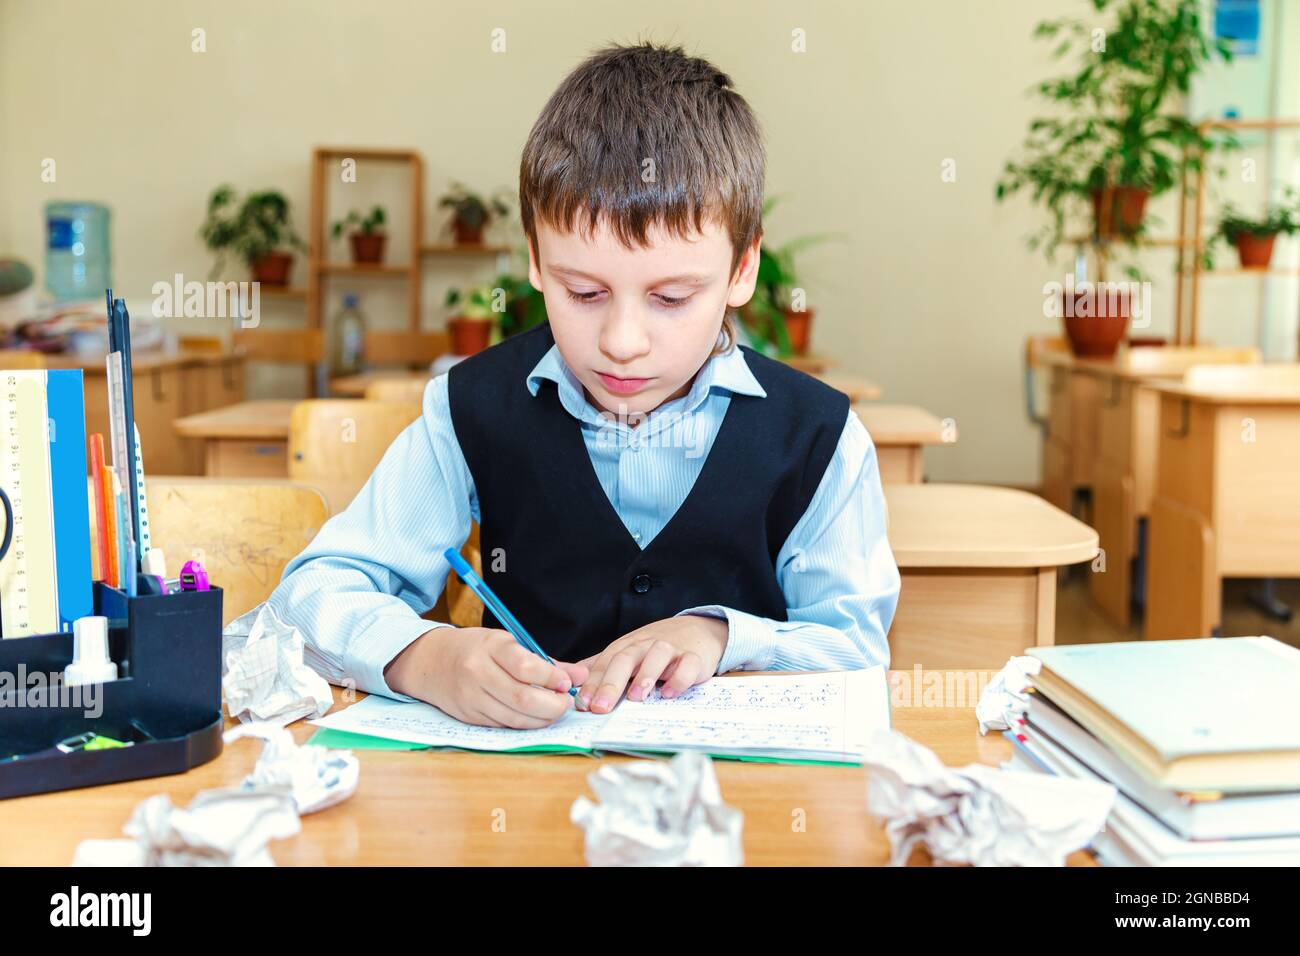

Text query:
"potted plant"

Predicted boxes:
[[741, 197, 837, 357], [444, 285, 498, 355], [1214, 193, 1300, 269], [332, 205, 388, 264], [200, 185, 306, 286], [439, 182, 512, 245], [494, 269, 548, 339], [995, 0, 1234, 357]]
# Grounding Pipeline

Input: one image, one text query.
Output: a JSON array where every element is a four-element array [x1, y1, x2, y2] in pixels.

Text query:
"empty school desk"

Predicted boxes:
[[172, 399, 294, 477], [886, 484, 1098, 669], [1085, 347, 1259, 629], [0, 681, 1094, 866], [853, 404, 953, 483], [1144, 365, 1300, 641]]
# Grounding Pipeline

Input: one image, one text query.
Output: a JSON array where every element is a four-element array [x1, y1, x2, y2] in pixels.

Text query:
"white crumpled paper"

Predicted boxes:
[[864, 730, 1113, 867], [224, 721, 359, 815], [976, 655, 1042, 736], [570, 752, 743, 866], [222, 603, 332, 727], [71, 789, 300, 867]]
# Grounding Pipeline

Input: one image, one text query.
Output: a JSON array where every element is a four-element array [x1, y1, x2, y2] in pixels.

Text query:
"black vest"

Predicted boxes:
[[447, 323, 847, 661]]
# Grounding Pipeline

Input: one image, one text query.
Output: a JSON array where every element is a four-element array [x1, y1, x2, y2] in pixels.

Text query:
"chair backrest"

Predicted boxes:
[[0, 350, 48, 369], [146, 478, 329, 625], [364, 377, 430, 403], [363, 330, 449, 367], [1183, 362, 1300, 396], [231, 328, 325, 364], [1124, 345, 1259, 377], [287, 399, 423, 512]]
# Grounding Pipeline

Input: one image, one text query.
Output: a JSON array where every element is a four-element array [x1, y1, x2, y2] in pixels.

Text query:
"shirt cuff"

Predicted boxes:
[[676, 605, 776, 674], [351, 617, 454, 703]]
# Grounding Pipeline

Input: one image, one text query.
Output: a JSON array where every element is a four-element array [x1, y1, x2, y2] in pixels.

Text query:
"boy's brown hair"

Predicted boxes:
[[519, 42, 766, 351]]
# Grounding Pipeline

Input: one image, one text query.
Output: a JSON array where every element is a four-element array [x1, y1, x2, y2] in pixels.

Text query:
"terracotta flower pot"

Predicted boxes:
[[449, 316, 493, 356], [452, 219, 485, 246], [1062, 288, 1130, 358], [250, 251, 293, 286], [782, 308, 814, 355], [349, 232, 387, 265], [1090, 186, 1150, 237], [1234, 232, 1277, 269]]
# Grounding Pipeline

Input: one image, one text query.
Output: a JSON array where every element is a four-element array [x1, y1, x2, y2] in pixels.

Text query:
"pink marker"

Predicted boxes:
[[179, 560, 210, 591]]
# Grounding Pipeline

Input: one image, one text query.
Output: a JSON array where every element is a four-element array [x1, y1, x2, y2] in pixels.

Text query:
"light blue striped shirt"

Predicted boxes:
[[269, 343, 900, 702]]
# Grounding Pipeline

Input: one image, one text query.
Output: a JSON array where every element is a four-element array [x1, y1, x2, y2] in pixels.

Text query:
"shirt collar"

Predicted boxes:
[[525, 342, 766, 422]]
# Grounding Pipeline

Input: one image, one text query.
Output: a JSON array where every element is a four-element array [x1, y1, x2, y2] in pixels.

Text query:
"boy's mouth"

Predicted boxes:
[[596, 372, 653, 395]]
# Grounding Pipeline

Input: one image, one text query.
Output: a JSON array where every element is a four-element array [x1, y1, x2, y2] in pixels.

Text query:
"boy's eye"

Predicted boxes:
[[565, 289, 604, 304], [653, 293, 690, 308]]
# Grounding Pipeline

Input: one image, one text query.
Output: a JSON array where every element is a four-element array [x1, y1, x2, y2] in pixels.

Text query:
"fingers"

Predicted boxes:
[[556, 660, 590, 688], [660, 651, 704, 699], [480, 679, 571, 728], [489, 638, 573, 694], [585, 646, 646, 714], [627, 640, 678, 701]]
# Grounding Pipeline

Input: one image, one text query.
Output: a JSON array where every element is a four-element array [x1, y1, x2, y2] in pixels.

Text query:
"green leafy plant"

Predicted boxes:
[[1202, 188, 1300, 268], [995, 0, 1235, 270], [199, 185, 306, 277], [742, 196, 841, 356], [493, 270, 548, 338], [439, 182, 512, 233], [331, 205, 387, 239], [444, 285, 500, 321]]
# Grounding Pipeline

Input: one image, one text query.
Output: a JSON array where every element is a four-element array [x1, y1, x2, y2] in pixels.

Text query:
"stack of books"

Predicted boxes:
[[1005, 637, 1300, 866]]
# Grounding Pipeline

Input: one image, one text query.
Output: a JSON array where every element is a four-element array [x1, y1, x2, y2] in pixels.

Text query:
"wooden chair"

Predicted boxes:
[[146, 478, 329, 625], [364, 377, 430, 403], [0, 350, 48, 369], [232, 327, 325, 395], [287, 399, 423, 513], [286, 399, 484, 628], [363, 330, 449, 368]]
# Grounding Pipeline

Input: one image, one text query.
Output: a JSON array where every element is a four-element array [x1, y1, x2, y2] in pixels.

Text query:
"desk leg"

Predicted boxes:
[[876, 446, 921, 484], [1089, 463, 1134, 628], [1145, 494, 1217, 639]]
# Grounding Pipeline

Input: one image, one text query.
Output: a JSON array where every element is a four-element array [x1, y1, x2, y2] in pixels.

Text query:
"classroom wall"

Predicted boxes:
[[1, 0, 1262, 484]]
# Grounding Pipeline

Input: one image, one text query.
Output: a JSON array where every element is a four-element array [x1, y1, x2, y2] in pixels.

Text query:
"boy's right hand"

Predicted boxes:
[[384, 627, 588, 729]]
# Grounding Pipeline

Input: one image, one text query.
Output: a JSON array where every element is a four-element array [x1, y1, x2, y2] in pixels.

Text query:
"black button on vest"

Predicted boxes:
[[447, 323, 847, 662]]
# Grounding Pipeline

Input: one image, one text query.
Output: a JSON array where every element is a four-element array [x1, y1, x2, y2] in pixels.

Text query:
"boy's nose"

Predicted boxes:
[[599, 308, 652, 362]]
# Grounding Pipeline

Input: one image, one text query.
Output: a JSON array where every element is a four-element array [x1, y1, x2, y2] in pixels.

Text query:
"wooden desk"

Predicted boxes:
[[853, 404, 952, 483], [30, 350, 246, 474], [0, 680, 1094, 866], [173, 400, 295, 478], [886, 484, 1098, 669], [815, 372, 881, 402], [1079, 348, 1259, 628], [1145, 368, 1300, 640], [330, 370, 421, 397]]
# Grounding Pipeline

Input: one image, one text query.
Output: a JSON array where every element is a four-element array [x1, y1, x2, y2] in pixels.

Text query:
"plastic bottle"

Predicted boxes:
[[45, 202, 112, 302], [331, 293, 366, 376]]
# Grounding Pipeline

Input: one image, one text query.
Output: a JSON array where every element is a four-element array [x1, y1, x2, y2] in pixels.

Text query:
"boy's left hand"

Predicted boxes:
[[577, 615, 728, 714]]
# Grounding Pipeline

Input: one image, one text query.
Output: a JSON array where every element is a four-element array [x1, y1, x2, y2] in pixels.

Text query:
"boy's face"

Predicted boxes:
[[527, 216, 761, 418]]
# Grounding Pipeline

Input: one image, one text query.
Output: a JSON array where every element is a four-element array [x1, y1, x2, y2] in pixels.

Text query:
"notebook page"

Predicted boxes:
[[594, 668, 888, 758], [311, 694, 608, 751]]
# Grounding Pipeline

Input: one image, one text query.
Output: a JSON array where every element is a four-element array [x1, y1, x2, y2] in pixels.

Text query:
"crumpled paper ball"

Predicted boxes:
[[225, 722, 359, 815], [570, 752, 743, 866], [71, 788, 301, 867], [222, 602, 333, 727], [864, 730, 1113, 867], [975, 655, 1042, 736]]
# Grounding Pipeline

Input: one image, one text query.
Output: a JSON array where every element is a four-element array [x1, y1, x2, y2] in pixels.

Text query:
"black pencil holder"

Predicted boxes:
[[0, 581, 224, 799]]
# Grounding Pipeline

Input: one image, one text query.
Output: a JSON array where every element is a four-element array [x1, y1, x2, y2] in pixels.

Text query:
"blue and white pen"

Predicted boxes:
[[443, 547, 579, 698]]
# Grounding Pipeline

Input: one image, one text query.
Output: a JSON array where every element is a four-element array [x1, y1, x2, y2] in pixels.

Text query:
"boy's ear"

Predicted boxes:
[[526, 237, 542, 290], [725, 235, 762, 310]]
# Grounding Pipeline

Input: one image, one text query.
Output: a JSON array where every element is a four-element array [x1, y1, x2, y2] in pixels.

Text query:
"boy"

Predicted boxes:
[[268, 42, 900, 728]]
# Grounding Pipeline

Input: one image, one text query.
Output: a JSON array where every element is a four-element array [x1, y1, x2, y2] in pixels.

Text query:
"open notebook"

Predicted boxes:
[[310, 668, 890, 765]]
